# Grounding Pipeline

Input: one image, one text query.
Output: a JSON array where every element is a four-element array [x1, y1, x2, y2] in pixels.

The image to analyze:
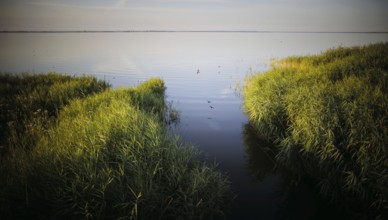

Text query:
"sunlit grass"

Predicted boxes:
[[0, 74, 232, 219], [244, 42, 388, 217]]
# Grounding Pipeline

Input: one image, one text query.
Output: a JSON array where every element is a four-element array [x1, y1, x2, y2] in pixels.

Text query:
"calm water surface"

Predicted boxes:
[[1, 32, 387, 219]]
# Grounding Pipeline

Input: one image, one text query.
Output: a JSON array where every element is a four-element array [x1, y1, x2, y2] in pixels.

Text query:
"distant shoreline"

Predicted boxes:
[[1, 30, 388, 34]]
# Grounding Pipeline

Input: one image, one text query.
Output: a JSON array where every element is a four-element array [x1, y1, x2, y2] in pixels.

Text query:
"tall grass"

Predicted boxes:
[[0, 74, 232, 219], [0, 73, 110, 152], [244, 43, 388, 218]]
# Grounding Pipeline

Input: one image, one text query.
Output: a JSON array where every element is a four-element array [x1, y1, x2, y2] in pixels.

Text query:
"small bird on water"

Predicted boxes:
[[197, 69, 200, 74]]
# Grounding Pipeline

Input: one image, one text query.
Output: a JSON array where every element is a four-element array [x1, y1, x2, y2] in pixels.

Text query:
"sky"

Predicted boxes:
[[0, 0, 387, 32]]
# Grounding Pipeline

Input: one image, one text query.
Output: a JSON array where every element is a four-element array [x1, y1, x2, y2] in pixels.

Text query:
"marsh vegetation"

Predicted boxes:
[[244, 43, 388, 218], [1, 35, 387, 219], [0, 74, 232, 219]]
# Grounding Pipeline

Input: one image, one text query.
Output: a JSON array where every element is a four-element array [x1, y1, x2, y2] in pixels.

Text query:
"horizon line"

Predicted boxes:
[[1, 30, 388, 34]]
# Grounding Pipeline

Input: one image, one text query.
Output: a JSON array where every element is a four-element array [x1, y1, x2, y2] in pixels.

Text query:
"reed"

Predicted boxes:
[[244, 42, 388, 217], [0, 73, 110, 152], [0, 74, 232, 219]]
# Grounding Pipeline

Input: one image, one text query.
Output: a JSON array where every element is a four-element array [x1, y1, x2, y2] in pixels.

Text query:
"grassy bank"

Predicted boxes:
[[244, 43, 387, 217], [0, 73, 232, 219]]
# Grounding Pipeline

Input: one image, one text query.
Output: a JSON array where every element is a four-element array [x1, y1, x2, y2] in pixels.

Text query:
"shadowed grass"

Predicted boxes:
[[244, 43, 388, 218], [0, 74, 232, 219]]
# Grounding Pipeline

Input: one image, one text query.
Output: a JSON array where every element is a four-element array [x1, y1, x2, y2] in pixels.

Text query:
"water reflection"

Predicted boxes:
[[242, 122, 348, 220], [242, 123, 277, 182], [241, 123, 315, 219]]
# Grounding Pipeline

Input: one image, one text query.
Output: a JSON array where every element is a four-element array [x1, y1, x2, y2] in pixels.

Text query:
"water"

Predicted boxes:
[[1, 32, 387, 219]]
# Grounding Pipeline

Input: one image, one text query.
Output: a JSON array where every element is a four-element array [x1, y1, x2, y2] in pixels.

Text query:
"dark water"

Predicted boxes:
[[1, 32, 387, 219]]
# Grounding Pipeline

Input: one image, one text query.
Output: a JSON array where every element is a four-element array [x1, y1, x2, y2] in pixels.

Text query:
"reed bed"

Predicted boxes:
[[244, 43, 388, 218], [0, 74, 232, 219]]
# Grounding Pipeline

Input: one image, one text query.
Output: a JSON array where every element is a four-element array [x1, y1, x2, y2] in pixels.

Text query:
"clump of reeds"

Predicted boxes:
[[0, 73, 110, 152], [244, 42, 388, 218], [0, 74, 232, 219]]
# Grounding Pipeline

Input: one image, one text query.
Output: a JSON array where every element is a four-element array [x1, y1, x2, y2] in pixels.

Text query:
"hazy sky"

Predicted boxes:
[[1, 0, 387, 31]]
